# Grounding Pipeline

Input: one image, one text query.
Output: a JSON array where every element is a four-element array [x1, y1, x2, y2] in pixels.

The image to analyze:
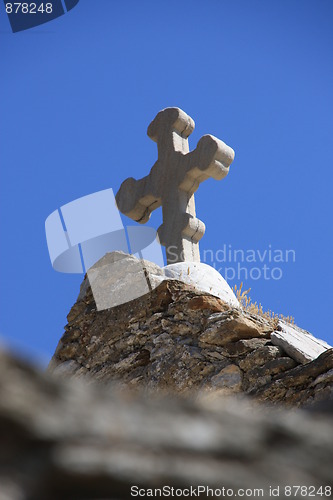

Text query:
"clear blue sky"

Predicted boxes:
[[1, 0, 333, 364]]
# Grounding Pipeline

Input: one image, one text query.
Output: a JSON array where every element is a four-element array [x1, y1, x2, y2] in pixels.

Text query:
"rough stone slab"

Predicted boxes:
[[254, 349, 333, 402], [224, 338, 270, 357], [239, 345, 283, 372], [163, 262, 239, 307], [2, 348, 333, 499], [199, 310, 272, 347], [271, 320, 332, 364], [242, 358, 297, 393], [310, 368, 333, 388]]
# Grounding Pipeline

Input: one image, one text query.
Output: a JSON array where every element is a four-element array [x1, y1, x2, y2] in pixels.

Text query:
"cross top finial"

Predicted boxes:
[[148, 107, 194, 144], [116, 107, 235, 264]]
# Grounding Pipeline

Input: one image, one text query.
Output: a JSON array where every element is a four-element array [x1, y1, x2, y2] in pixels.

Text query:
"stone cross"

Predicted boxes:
[[116, 107, 235, 264]]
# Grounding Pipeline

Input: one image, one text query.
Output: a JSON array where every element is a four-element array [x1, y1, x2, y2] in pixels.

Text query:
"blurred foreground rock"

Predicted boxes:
[[0, 348, 333, 500]]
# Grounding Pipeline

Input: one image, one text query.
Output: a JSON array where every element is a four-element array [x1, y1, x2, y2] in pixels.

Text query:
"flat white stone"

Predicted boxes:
[[81, 253, 238, 311], [163, 262, 239, 308], [271, 321, 332, 365], [85, 252, 164, 310]]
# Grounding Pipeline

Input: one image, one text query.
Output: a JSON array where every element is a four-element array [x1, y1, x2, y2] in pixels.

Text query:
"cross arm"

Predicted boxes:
[[179, 135, 235, 193], [116, 175, 162, 224]]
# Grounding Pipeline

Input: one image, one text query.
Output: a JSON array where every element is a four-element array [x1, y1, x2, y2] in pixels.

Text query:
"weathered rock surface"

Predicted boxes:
[[1, 348, 333, 500], [49, 256, 333, 407], [271, 320, 332, 364]]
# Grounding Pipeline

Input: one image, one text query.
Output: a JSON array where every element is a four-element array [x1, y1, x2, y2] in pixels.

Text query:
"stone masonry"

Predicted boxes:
[[49, 255, 333, 408]]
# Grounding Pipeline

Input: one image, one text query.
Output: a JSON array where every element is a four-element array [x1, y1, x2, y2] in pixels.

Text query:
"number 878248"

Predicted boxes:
[[5, 3, 53, 14]]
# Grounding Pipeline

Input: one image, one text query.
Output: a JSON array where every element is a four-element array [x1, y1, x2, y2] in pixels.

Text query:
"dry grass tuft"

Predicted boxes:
[[233, 283, 295, 327]]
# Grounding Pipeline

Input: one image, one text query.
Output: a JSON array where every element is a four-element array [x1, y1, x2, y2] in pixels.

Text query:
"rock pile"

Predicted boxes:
[[49, 254, 333, 407]]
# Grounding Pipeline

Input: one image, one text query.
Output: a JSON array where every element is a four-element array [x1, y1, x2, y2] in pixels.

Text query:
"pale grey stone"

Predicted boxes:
[[86, 251, 165, 310], [51, 360, 81, 378], [271, 320, 332, 364]]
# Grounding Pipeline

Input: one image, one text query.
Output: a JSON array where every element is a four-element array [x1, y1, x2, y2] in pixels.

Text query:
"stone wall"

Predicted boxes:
[[49, 266, 333, 407]]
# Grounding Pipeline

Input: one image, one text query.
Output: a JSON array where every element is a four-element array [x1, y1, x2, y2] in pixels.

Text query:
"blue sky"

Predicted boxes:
[[1, 0, 333, 364]]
